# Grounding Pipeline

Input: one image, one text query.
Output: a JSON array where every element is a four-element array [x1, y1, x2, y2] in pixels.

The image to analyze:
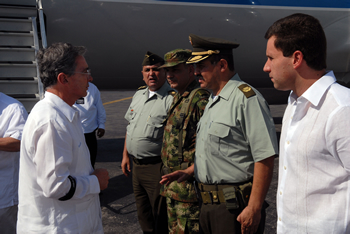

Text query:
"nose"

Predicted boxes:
[[166, 71, 173, 79], [263, 60, 270, 73], [149, 68, 156, 76]]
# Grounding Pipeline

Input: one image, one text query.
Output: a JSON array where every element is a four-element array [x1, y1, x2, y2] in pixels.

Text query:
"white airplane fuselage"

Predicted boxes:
[[42, 0, 350, 102]]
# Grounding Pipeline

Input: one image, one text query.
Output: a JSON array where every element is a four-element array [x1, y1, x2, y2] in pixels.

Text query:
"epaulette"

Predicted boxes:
[[238, 84, 256, 98], [138, 85, 147, 90], [168, 90, 176, 96]]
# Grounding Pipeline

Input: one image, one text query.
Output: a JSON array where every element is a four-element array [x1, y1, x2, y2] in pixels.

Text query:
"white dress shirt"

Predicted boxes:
[[277, 71, 350, 233], [0, 93, 27, 209], [18, 92, 102, 234], [73, 83, 106, 133]]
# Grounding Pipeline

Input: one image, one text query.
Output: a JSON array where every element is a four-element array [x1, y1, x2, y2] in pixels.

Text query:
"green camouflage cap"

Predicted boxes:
[[187, 34, 239, 64], [142, 51, 164, 66], [159, 49, 192, 68]]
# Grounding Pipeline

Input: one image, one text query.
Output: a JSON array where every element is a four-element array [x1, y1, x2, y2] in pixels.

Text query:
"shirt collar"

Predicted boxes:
[[143, 82, 171, 99], [290, 71, 336, 106], [216, 73, 242, 101], [44, 92, 78, 122]]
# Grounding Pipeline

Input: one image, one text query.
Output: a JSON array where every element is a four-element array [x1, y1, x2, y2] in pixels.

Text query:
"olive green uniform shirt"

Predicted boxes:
[[125, 82, 174, 159], [195, 73, 278, 184], [160, 80, 209, 202]]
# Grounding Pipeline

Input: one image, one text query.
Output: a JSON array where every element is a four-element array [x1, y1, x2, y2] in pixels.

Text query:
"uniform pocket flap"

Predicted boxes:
[[147, 116, 164, 128], [208, 122, 230, 138], [125, 109, 136, 121]]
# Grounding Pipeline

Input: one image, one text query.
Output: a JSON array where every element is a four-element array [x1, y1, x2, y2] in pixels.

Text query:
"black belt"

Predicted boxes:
[[131, 155, 162, 165]]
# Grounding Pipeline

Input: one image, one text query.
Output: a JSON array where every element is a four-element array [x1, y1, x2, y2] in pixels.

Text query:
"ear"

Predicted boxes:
[[219, 59, 228, 72], [57, 72, 68, 85], [188, 64, 194, 74], [292, 51, 303, 69]]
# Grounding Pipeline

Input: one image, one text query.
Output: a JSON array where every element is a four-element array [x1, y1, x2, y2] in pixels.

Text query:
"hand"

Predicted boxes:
[[97, 128, 105, 138], [92, 168, 109, 191], [237, 205, 261, 234], [121, 153, 131, 177], [159, 170, 192, 186]]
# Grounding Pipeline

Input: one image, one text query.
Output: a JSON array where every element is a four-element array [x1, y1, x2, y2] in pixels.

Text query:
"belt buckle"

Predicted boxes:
[[133, 157, 140, 165], [211, 191, 219, 203]]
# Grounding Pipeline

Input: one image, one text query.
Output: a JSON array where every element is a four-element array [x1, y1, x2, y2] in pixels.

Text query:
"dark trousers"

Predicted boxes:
[[132, 160, 164, 234], [199, 202, 266, 234], [84, 130, 97, 168], [0, 205, 18, 234]]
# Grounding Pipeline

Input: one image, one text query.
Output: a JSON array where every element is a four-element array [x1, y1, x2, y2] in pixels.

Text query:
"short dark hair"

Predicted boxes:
[[36, 42, 87, 90], [265, 13, 327, 71], [209, 53, 235, 71]]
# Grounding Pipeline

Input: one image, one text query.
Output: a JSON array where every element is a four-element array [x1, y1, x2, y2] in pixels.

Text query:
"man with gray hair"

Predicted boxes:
[[17, 42, 109, 233]]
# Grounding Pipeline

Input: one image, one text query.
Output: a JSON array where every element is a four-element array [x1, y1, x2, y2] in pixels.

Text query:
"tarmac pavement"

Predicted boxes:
[[95, 90, 287, 234]]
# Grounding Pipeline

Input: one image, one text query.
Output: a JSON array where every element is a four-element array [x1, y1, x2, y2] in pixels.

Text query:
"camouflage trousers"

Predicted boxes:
[[166, 197, 200, 234]]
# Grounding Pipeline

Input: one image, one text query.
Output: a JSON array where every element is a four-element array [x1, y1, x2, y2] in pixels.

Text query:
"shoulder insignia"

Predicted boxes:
[[168, 90, 176, 96], [238, 84, 256, 98], [138, 85, 147, 90]]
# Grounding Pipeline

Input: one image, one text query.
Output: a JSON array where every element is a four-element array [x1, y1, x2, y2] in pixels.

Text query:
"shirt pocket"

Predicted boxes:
[[126, 109, 136, 132], [207, 122, 230, 157], [144, 117, 164, 139], [125, 107, 137, 122]]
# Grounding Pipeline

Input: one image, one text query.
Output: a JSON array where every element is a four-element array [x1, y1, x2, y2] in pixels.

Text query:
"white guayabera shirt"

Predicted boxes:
[[277, 71, 350, 234], [17, 92, 103, 234]]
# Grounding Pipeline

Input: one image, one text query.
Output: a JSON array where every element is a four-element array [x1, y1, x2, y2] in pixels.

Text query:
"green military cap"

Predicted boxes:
[[187, 34, 239, 64], [142, 51, 164, 66], [159, 49, 192, 68]]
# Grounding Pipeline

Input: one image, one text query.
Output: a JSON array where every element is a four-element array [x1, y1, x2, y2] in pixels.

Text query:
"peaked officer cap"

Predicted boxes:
[[187, 34, 239, 64]]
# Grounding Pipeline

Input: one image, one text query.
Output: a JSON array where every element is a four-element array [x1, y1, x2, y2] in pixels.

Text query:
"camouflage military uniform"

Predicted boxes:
[[160, 80, 209, 234]]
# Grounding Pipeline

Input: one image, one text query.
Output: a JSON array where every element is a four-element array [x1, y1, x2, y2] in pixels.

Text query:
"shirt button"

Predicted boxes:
[[284, 166, 287, 170], [279, 191, 282, 195], [287, 141, 290, 144], [279, 217, 281, 221]]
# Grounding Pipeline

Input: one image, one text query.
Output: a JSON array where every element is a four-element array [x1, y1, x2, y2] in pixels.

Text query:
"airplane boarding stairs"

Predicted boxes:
[[0, 0, 45, 112]]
